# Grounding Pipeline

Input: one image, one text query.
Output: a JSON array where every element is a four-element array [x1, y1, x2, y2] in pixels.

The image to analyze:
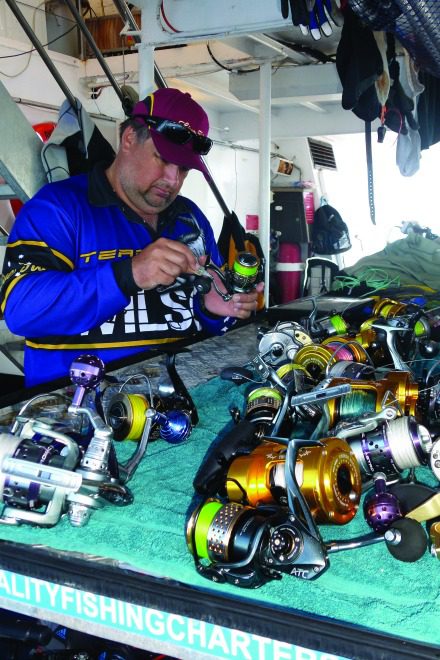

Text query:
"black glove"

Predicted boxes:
[[281, 0, 311, 26]]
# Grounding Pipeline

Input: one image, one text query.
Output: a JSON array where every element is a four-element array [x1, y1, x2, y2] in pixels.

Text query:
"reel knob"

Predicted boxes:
[[363, 472, 402, 532], [385, 517, 427, 562], [69, 355, 106, 407], [418, 339, 439, 359], [155, 410, 191, 444]]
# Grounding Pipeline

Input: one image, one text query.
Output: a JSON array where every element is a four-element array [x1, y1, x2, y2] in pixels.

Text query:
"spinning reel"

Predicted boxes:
[[324, 371, 420, 426], [224, 436, 361, 525], [159, 251, 263, 302], [0, 353, 193, 528], [188, 439, 330, 587], [188, 438, 427, 589], [0, 355, 124, 527], [105, 351, 196, 444]]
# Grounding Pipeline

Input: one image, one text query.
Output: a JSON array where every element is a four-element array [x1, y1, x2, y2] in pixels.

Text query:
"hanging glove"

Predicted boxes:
[[300, 0, 335, 40], [280, 0, 311, 27]]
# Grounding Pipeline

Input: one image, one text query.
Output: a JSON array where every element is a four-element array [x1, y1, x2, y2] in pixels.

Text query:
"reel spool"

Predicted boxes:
[[225, 437, 361, 525], [186, 498, 329, 587], [318, 314, 348, 338], [276, 362, 311, 391], [294, 345, 335, 381], [373, 298, 408, 319], [325, 371, 419, 428], [348, 415, 432, 481], [321, 336, 369, 364], [107, 393, 154, 441], [245, 387, 283, 430], [107, 394, 191, 445], [230, 252, 261, 293]]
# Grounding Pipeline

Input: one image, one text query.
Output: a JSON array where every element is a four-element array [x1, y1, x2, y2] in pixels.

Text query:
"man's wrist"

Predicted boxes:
[[198, 292, 221, 318], [112, 259, 141, 297]]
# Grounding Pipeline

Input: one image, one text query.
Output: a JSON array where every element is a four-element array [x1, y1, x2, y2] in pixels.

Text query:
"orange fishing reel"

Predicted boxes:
[[225, 437, 361, 525]]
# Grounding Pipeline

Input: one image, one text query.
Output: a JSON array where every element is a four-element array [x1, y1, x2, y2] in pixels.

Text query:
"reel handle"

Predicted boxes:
[[69, 355, 105, 408]]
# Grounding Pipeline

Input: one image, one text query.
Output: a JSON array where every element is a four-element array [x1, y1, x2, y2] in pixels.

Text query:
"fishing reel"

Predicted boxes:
[[106, 392, 191, 444], [186, 499, 328, 587], [225, 436, 361, 525], [188, 439, 330, 588], [0, 355, 128, 527], [161, 251, 263, 302], [188, 438, 427, 589], [105, 351, 196, 443], [256, 321, 312, 366], [0, 353, 192, 528], [333, 408, 432, 484], [324, 371, 420, 428], [372, 298, 431, 340]]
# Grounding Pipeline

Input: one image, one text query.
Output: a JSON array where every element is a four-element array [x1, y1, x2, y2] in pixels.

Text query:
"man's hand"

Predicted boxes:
[[202, 266, 264, 319], [132, 238, 199, 290]]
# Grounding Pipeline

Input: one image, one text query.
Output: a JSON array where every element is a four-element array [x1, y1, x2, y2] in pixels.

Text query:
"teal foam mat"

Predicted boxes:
[[0, 376, 439, 648]]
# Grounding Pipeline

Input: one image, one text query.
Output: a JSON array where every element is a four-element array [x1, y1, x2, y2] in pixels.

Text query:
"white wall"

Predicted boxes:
[[181, 141, 260, 239]]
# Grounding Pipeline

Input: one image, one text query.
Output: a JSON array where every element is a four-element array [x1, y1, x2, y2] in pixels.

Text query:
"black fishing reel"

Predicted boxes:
[[186, 499, 328, 588], [188, 437, 428, 589], [158, 251, 263, 302], [188, 438, 330, 588]]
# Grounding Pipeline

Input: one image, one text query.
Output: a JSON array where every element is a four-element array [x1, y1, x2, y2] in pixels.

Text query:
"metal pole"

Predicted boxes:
[[111, 0, 167, 89], [5, 0, 77, 110], [64, 0, 127, 109], [259, 61, 272, 305]]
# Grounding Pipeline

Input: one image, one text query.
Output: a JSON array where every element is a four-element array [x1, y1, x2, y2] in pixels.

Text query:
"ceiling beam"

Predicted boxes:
[[229, 62, 343, 104]]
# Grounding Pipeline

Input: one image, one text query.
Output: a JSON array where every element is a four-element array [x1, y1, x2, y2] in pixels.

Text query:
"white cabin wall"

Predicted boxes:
[[181, 141, 259, 240]]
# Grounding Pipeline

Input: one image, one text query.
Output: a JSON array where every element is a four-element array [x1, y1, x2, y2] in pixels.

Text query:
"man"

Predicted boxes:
[[0, 88, 263, 387]]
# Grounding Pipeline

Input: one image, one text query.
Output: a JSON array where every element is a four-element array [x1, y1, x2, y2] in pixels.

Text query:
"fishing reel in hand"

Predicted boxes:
[[159, 251, 263, 302]]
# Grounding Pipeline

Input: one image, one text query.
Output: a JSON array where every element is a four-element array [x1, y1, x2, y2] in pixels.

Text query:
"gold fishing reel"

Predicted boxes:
[[225, 437, 361, 525], [294, 337, 369, 381], [325, 371, 419, 428]]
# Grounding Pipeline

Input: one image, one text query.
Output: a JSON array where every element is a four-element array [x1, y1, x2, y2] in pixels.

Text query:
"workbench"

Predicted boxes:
[[0, 320, 439, 660]]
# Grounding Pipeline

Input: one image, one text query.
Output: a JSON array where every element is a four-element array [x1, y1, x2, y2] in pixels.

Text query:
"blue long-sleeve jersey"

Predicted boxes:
[[1, 165, 233, 386]]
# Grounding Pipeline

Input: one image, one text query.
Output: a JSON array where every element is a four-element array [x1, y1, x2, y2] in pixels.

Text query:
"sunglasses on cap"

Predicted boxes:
[[132, 114, 213, 155]]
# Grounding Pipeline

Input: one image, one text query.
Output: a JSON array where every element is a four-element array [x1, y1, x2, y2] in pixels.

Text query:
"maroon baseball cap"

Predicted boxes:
[[131, 88, 210, 177]]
